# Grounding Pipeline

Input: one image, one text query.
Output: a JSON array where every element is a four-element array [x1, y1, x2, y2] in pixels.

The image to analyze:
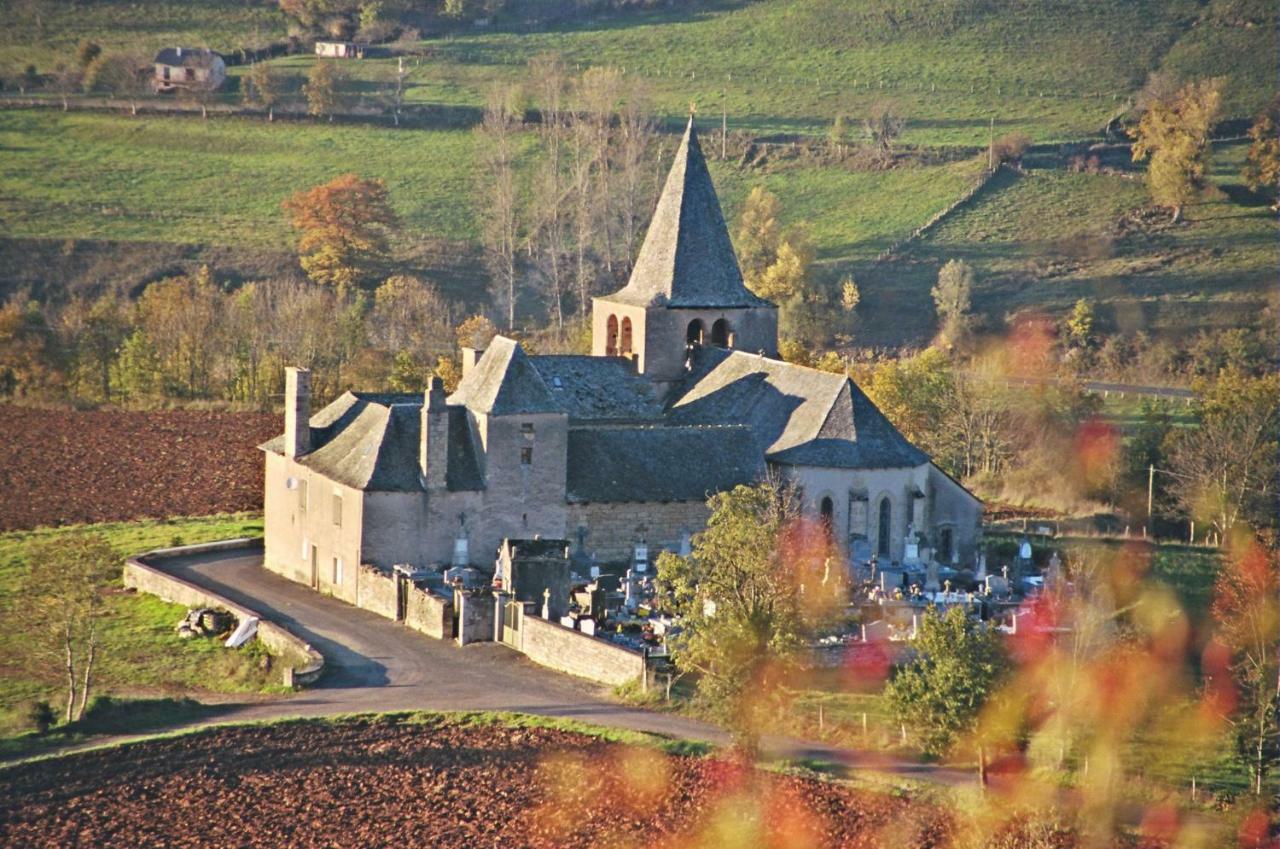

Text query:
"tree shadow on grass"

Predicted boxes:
[[0, 696, 246, 763]]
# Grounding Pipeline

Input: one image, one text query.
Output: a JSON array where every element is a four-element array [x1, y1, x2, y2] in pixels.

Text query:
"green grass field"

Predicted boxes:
[[846, 139, 1279, 345], [0, 0, 1274, 347], [0, 107, 982, 262], [299, 0, 1273, 144], [0, 514, 279, 743], [0, 0, 287, 71]]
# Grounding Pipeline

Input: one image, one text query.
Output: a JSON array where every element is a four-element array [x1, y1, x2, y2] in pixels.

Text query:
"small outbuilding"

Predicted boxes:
[[152, 47, 226, 92], [315, 41, 366, 59]]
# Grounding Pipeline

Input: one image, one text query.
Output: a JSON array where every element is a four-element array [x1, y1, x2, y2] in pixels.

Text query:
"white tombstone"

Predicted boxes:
[[579, 618, 596, 636], [452, 535, 469, 567], [634, 543, 648, 573]]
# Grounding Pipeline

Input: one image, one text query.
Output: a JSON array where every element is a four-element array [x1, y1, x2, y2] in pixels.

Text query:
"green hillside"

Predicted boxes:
[[0, 0, 1275, 348], [848, 140, 1277, 345], [267, 0, 1274, 143]]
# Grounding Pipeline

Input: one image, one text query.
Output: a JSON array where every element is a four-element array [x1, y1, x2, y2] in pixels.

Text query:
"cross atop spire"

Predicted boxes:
[[602, 118, 769, 310]]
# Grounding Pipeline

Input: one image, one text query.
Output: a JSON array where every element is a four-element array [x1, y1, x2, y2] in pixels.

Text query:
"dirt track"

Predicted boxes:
[[0, 405, 279, 530], [0, 717, 951, 848]]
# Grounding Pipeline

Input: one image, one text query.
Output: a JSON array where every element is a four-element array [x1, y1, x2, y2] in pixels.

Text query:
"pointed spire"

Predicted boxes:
[[605, 118, 768, 309]]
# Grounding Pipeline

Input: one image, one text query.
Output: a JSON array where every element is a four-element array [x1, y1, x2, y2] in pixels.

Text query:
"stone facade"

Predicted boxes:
[[567, 500, 709, 565], [260, 116, 982, 594]]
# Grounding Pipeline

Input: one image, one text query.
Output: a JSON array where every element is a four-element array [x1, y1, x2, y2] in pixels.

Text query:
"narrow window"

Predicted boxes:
[[298, 478, 308, 513], [711, 318, 732, 348], [820, 496, 834, 534], [333, 492, 343, 527], [521, 447, 533, 466], [686, 319, 704, 346], [877, 497, 892, 558], [332, 557, 343, 585], [620, 317, 633, 356], [606, 315, 619, 357], [521, 422, 534, 435]]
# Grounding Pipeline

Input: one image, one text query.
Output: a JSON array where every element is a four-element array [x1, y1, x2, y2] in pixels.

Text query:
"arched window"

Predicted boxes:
[[605, 315, 619, 357], [819, 496, 834, 536], [711, 318, 732, 348], [620, 317, 633, 357], [877, 497, 892, 558], [686, 319, 704, 347], [939, 527, 953, 564]]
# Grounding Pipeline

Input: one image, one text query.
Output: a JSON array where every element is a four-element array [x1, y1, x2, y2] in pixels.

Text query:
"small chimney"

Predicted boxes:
[[284, 367, 311, 458], [420, 376, 449, 489], [461, 346, 485, 378]]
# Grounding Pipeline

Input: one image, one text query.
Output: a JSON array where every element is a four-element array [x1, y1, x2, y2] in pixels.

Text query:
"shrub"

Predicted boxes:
[[23, 700, 56, 734]]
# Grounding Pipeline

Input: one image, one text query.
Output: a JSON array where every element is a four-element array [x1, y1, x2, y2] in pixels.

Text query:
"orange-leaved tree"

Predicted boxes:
[[283, 174, 397, 291]]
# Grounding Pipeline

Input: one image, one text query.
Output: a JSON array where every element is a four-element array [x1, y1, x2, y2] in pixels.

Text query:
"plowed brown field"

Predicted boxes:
[[0, 717, 952, 848], [0, 405, 280, 531]]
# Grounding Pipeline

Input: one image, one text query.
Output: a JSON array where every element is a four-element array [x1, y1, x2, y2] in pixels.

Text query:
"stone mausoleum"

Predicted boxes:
[[260, 119, 982, 602]]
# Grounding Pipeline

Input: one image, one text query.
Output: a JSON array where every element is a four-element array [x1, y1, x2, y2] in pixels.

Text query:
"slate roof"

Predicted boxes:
[[669, 348, 928, 470], [447, 337, 559, 415], [566, 425, 763, 503], [154, 47, 222, 68], [260, 392, 483, 492], [527, 355, 663, 421], [600, 118, 771, 310]]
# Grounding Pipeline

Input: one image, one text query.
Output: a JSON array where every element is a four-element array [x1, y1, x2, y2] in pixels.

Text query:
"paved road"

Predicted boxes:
[[5, 550, 966, 783], [161, 549, 723, 743]]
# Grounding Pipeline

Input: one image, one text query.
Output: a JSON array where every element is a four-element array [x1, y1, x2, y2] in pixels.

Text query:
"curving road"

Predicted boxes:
[[4, 549, 966, 783], [160, 549, 723, 742]]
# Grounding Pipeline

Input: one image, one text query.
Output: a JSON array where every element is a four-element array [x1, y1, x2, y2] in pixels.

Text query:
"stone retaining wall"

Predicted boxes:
[[124, 539, 324, 686], [515, 611, 645, 688], [356, 563, 398, 620], [405, 584, 452, 640]]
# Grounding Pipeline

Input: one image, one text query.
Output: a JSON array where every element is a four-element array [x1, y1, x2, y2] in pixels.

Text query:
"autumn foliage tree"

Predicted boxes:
[[1130, 79, 1222, 222], [304, 60, 343, 121], [656, 480, 841, 754], [1242, 96, 1280, 208], [283, 174, 397, 290], [885, 606, 1010, 784], [1210, 536, 1279, 796]]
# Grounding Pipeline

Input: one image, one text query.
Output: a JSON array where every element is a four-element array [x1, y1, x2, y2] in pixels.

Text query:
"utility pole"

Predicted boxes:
[[1147, 464, 1155, 533], [721, 92, 727, 160], [988, 116, 995, 171]]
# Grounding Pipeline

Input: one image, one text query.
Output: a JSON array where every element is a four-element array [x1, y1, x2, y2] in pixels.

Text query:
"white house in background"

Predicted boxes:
[[152, 48, 226, 92]]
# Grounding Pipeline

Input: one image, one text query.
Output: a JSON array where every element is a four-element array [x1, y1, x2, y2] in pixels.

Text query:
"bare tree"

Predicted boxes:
[[528, 55, 570, 334], [863, 100, 905, 165], [477, 85, 522, 331], [21, 534, 118, 723], [616, 78, 656, 272]]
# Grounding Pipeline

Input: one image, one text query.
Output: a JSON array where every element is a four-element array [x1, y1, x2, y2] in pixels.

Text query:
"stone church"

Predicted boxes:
[[261, 119, 981, 601]]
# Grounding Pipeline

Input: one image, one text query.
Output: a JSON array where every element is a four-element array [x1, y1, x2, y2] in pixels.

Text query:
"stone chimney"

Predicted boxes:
[[420, 376, 449, 489], [461, 346, 485, 378], [284, 367, 311, 458]]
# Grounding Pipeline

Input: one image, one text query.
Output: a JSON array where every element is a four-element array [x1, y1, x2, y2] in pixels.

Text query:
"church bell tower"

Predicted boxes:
[[592, 117, 778, 396]]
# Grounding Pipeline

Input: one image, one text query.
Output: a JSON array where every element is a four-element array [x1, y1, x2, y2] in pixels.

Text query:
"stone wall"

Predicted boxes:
[[356, 563, 398, 620], [123, 540, 323, 686], [456, 590, 495, 646], [405, 585, 451, 640], [567, 500, 709, 564], [515, 610, 645, 688]]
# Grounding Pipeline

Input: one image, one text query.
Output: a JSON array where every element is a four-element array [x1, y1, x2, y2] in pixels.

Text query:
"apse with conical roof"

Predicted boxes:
[[592, 117, 778, 392]]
